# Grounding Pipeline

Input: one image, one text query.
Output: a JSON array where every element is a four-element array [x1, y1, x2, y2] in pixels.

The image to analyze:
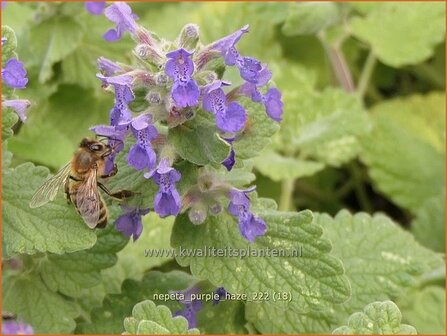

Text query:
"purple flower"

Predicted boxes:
[[172, 286, 203, 329], [115, 206, 150, 241], [202, 81, 246, 133], [2, 321, 33, 334], [222, 137, 235, 171], [85, 1, 105, 15], [228, 188, 266, 242], [145, 158, 181, 218], [127, 114, 158, 172], [165, 48, 199, 108], [3, 99, 31, 123], [213, 287, 227, 305], [97, 73, 134, 125], [1, 2, 6, 9], [2, 58, 28, 89], [208, 25, 249, 66], [103, 2, 138, 42], [97, 57, 122, 76], [262, 88, 283, 122]]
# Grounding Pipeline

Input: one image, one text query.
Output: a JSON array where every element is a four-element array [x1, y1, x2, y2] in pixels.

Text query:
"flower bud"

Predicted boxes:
[[209, 202, 222, 216], [135, 26, 156, 46], [178, 23, 199, 51], [188, 205, 207, 225], [146, 91, 162, 105], [135, 44, 165, 67], [155, 72, 169, 86]]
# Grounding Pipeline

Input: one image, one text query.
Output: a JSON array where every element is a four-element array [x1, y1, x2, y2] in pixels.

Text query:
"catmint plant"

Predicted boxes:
[[91, 2, 283, 243]]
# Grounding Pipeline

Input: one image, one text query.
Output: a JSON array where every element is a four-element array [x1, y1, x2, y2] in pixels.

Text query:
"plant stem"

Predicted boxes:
[[279, 178, 296, 211], [357, 51, 377, 98], [349, 163, 373, 213]]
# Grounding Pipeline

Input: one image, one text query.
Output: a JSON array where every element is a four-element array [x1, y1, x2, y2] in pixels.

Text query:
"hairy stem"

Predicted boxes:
[[279, 178, 296, 211], [357, 51, 377, 98]]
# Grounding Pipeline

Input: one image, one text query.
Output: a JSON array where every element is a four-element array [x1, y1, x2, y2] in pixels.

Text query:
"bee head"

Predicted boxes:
[[80, 138, 107, 154]]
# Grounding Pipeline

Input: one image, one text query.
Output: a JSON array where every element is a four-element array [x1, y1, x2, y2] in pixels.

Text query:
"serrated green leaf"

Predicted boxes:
[[18, 16, 84, 82], [125, 300, 200, 334], [282, 2, 340, 36], [2, 163, 97, 257], [273, 84, 370, 167], [40, 223, 127, 298], [78, 271, 196, 334], [2, 273, 80, 333], [332, 301, 416, 335], [8, 85, 110, 168], [171, 210, 351, 313], [2, 107, 19, 142], [360, 93, 445, 212], [1, 3, 34, 36], [2, 144, 13, 169], [397, 286, 445, 334], [246, 210, 443, 333], [168, 111, 230, 165], [233, 97, 280, 160], [350, 3, 445, 67], [254, 150, 325, 182], [412, 191, 446, 252]]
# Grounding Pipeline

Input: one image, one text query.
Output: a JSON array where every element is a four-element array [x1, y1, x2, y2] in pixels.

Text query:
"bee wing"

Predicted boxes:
[[29, 162, 71, 208], [76, 169, 101, 228]]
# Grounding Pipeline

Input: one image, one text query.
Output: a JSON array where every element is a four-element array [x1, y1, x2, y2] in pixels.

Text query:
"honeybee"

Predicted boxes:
[[30, 137, 133, 228]]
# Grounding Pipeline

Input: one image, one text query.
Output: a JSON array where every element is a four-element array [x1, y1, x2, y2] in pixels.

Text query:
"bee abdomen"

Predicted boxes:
[[96, 200, 108, 229]]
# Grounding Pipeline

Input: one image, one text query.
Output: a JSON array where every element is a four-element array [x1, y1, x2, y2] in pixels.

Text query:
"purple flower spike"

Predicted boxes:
[[115, 206, 150, 241], [146, 158, 181, 218], [228, 188, 267, 242], [103, 2, 138, 42], [2, 58, 28, 89], [3, 99, 31, 122], [97, 57, 122, 76], [165, 48, 199, 108], [2, 321, 34, 334], [127, 118, 158, 172], [210, 25, 249, 66], [263, 88, 283, 122], [85, 1, 105, 15], [203, 81, 246, 133]]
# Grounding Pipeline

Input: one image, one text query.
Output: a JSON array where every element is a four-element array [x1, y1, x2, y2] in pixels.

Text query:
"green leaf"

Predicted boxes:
[[254, 150, 325, 181], [1, 25, 18, 64], [124, 300, 200, 334], [350, 3, 445, 67], [397, 286, 446, 334], [19, 16, 84, 83], [3, 273, 80, 333], [273, 84, 370, 167], [2, 144, 13, 169], [39, 223, 127, 298], [360, 93, 445, 212], [412, 192, 446, 252], [2, 107, 19, 142], [171, 210, 351, 313], [197, 300, 247, 334], [78, 271, 196, 334], [2, 163, 97, 257], [246, 210, 443, 333], [8, 85, 110, 168], [332, 301, 417, 335], [282, 2, 340, 36], [168, 112, 231, 165], [233, 97, 280, 160]]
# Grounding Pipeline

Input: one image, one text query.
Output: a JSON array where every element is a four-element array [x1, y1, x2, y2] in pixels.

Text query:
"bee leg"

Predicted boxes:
[[97, 182, 135, 200], [65, 179, 72, 204]]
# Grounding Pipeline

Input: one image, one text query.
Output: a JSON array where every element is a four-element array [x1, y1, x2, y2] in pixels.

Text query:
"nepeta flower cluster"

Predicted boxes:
[[91, 2, 283, 242], [1, 35, 31, 123]]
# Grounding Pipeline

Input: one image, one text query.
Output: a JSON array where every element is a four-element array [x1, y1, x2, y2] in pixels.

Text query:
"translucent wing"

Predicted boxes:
[[29, 162, 71, 208], [76, 169, 101, 228]]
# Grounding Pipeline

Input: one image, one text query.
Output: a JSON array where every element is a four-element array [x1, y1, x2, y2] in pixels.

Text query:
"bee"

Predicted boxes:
[[30, 137, 133, 229]]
